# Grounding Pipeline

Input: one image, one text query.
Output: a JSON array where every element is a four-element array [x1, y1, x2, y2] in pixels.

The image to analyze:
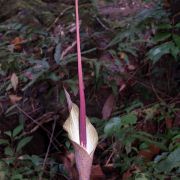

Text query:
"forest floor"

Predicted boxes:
[[0, 0, 179, 179]]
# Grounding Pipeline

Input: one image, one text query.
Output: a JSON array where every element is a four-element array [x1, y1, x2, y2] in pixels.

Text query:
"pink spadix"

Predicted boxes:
[[75, 0, 87, 147]]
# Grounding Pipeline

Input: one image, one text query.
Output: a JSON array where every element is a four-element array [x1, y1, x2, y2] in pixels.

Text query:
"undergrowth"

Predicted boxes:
[[0, 0, 179, 179]]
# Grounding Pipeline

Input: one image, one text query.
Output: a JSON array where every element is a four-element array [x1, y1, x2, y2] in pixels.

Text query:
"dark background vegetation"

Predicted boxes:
[[0, 0, 179, 179]]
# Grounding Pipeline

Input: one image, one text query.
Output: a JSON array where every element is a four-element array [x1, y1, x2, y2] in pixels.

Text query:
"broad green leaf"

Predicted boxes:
[[104, 117, 121, 136], [0, 172, 5, 180], [5, 157, 16, 165], [12, 124, 23, 137], [4, 131, 12, 137], [170, 46, 179, 60], [175, 23, 180, 28], [30, 155, 42, 166], [135, 173, 149, 180], [147, 41, 174, 62], [0, 139, 9, 145], [153, 32, 171, 42], [155, 148, 180, 172], [173, 34, 180, 49], [16, 136, 32, 152], [158, 24, 172, 30], [121, 113, 137, 126], [172, 134, 180, 141], [154, 152, 168, 163], [11, 174, 23, 180], [4, 147, 14, 156]]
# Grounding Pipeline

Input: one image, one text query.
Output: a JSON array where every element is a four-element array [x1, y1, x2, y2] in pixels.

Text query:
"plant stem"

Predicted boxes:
[[75, 0, 87, 148]]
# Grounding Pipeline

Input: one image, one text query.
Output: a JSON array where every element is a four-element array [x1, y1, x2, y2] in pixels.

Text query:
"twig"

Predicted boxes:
[[61, 41, 77, 59], [47, 6, 73, 32], [16, 105, 51, 135], [96, 16, 111, 31], [16, 105, 61, 150], [105, 151, 114, 166], [39, 118, 57, 180]]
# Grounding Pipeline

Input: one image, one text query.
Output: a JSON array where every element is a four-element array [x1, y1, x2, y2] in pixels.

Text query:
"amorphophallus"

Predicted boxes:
[[63, 0, 98, 180]]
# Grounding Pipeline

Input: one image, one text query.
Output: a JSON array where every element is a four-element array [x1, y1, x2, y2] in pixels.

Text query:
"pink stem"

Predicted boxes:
[[75, 0, 87, 147]]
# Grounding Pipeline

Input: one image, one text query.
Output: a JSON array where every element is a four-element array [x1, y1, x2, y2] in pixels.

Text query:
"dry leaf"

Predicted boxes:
[[11, 73, 18, 91], [122, 169, 132, 180], [138, 150, 154, 161], [9, 95, 22, 104], [91, 165, 105, 180], [138, 144, 160, 161], [11, 37, 24, 51], [63, 90, 98, 180], [102, 94, 115, 120], [165, 118, 173, 129]]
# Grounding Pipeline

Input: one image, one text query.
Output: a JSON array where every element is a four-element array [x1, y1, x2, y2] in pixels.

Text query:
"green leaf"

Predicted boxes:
[[147, 41, 174, 62], [4, 131, 12, 137], [16, 136, 32, 152], [158, 24, 172, 30], [121, 113, 137, 126], [135, 173, 149, 180], [173, 134, 180, 141], [30, 155, 42, 166], [175, 23, 180, 28], [170, 45, 179, 60], [173, 34, 180, 49], [153, 32, 171, 42], [54, 42, 61, 64], [11, 174, 23, 180], [12, 124, 23, 137], [4, 147, 14, 156], [156, 148, 180, 172], [0, 139, 9, 145], [94, 61, 101, 81], [104, 117, 121, 136]]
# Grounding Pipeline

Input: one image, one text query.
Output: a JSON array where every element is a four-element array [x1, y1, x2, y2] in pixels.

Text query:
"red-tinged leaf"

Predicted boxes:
[[165, 118, 173, 129], [122, 169, 132, 180], [138, 150, 154, 161], [102, 94, 115, 120], [23, 71, 34, 80], [174, 111, 180, 127], [149, 144, 160, 155], [139, 144, 160, 161], [11, 37, 24, 51], [91, 165, 105, 180]]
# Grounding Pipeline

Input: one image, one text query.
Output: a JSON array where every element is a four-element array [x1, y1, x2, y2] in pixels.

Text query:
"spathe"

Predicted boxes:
[[63, 90, 98, 180]]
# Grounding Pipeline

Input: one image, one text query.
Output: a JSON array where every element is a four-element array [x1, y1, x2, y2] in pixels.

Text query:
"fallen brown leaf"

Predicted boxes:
[[9, 94, 22, 104], [91, 165, 105, 180], [11, 37, 24, 51], [102, 94, 115, 120], [165, 118, 173, 129], [122, 169, 132, 180], [138, 144, 160, 161], [10, 73, 18, 91]]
